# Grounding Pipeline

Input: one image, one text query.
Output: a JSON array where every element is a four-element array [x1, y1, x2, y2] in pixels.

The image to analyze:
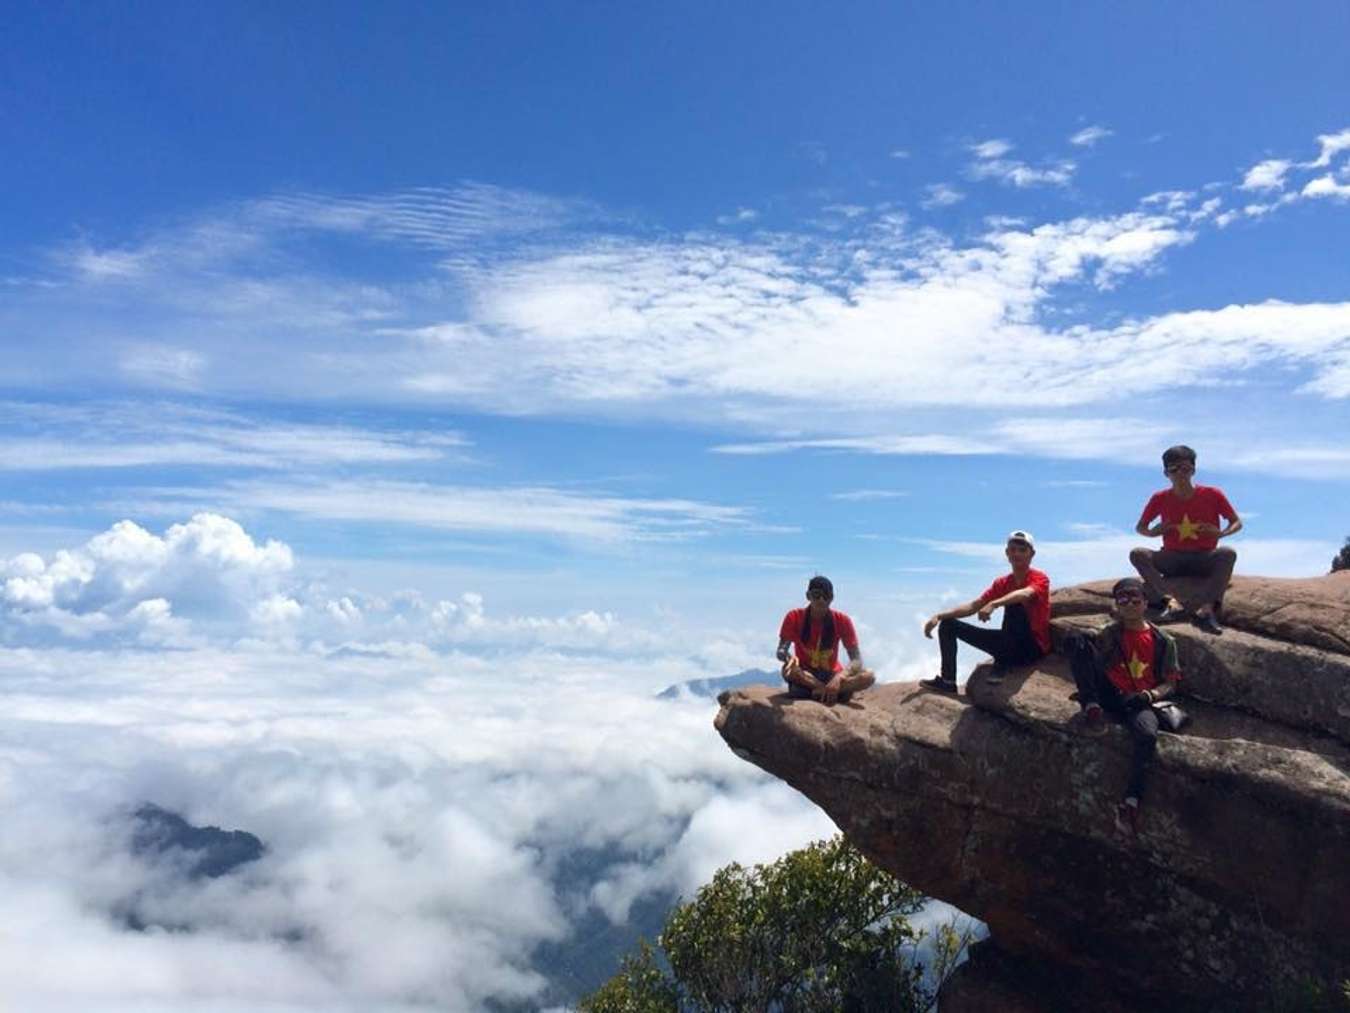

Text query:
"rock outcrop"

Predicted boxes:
[[715, 573, 1350, 1010]]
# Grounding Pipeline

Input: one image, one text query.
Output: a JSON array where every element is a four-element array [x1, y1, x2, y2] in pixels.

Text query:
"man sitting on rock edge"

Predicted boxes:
[[1131, 444, 1242, 635], [920, 530, 1051, 693], [1068, 576, 1185, 837], [777, 575, 875, 705]]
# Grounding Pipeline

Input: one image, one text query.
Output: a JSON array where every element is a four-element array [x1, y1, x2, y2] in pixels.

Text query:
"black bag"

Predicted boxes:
[[1154, 700, 1190, 732]]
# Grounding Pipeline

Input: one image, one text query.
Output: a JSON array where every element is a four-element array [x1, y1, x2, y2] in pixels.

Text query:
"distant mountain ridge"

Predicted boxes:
[[657, 667, 776, 700]]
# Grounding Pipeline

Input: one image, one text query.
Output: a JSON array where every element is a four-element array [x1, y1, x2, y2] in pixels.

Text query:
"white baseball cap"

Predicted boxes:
[[1006, 529, 1035, 548]]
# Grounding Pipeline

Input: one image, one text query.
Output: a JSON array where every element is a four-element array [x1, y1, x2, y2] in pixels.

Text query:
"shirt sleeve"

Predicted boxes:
[[1212, 488, 1238, 522], [1029, 570, 1050, 602], [977, 576, 1005, 604], [1137, 491, 1163, 529], [836, 612, 859, 650], [778, 611, 797, 642]]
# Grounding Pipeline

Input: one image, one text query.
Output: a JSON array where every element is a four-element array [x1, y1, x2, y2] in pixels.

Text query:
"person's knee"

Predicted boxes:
[[1215, 546, 1237, 563], [938, 617, 956, 634], [1129, 547, 1152, 566]]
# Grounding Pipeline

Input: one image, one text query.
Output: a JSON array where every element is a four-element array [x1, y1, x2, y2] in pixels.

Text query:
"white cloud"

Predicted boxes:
[[0, 402, 467, 472], [0, 634, 833, 1009], [1302, 174, 1350, 200], [921, 183, 965, 208], [154, 478, 749, 544], [1240, 158, 1293, 191], [1069, 125, 1112, 147], [971, 139, 1014, 159], [889, 148, 911, 159], [829, 489, 910, 501], [1309, 127, 1350, 168], [969, 141, 1075, 188], [716, 207, 759, 225], [119, 345, 209, 390], [1, 514, 293, 643]]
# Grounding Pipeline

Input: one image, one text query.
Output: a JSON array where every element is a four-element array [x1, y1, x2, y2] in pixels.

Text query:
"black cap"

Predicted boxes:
[[1112, 577, 1146, 597], [807, 575, 834, 597]]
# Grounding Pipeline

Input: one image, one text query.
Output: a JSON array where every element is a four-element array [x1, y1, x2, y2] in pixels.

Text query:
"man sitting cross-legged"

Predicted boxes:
[[1131, 444, 1242, 635], [777, 575, 875, 705], [1068, 577, 1185, 837], [919, 530, 1050, 693]]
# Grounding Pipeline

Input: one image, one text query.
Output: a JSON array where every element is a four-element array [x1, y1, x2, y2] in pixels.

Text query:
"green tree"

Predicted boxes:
[[1333, 537, 1350, 573], [579, 836, 969, 1013]]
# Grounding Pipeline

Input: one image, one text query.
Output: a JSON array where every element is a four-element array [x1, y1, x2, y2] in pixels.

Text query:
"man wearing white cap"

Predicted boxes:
[[920, 530, 1051, 692]]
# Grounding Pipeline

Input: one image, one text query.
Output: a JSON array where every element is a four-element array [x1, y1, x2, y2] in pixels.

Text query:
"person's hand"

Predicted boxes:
[[1124, 691, 1152, 712], [781, 656, 801, 683], [820, 674, 843, 705], [977, 604, 995, 623], [923, 616, 940, 639], [1197, 523, 1221, 535]]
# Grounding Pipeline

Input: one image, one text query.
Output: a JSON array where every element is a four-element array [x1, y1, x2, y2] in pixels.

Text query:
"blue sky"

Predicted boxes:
[[1, 4, 1348, 1006]]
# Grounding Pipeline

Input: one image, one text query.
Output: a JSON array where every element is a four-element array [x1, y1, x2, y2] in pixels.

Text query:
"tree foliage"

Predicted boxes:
[[578, 835, 968, 1013], [1333, 537, 1350, 574]]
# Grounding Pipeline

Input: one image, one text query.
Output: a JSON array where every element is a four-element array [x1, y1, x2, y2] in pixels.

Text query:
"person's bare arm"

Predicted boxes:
[[977, 586, 1037, 621], [776, 639, 792, 663], [923, 598, 982, 638], [844, 643, 863, 670], [1215, 514, 1243, 539]]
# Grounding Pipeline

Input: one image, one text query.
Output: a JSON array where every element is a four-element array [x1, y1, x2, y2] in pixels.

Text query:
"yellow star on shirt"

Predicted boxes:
[[1175, 513, 1202, 541], [1127, 653, 1151, 685]]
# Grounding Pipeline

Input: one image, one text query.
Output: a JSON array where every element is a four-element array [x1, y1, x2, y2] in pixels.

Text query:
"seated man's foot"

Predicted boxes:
[[920, 676, 958, 693], [1147, 596, 1186, 622], [1193, 612, 1223, 636], [1079, 702, 1107, 736], [840, 669, 876, 695], [1113, 797, 1141, 837]]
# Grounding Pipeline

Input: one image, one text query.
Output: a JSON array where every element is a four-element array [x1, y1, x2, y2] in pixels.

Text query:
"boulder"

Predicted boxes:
[[715, 573, 1350, 1010]]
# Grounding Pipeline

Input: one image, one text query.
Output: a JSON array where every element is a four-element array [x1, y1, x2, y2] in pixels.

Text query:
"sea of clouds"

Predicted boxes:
[[0, 514, 850, 1011]]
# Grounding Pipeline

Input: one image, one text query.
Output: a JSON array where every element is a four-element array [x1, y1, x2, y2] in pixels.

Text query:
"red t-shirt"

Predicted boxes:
[[1105, 626, 1181, 694], [1138, 485, 1237, 552], [779, 608, 859, 674], [980, 569, 1051, 654]]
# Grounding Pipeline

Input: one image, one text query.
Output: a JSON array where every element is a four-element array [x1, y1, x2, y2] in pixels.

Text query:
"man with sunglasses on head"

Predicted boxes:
[[920, 530, 1050, 693], [1131, 445, 1242, 635], [777, 575, 875, 705], [1069, 577, 1184, 837]]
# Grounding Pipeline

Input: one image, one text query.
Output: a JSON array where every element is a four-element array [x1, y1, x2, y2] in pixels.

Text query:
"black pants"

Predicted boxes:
[[1069, 641, 1160, 801], [938, 604, 1042, 681]]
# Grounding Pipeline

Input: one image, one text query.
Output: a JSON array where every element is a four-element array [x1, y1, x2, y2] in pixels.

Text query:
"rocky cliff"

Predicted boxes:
[[715, 573, 1350, 1010]]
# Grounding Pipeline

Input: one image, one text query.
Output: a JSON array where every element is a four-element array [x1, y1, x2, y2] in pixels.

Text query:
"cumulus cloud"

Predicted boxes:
[[0, 515, 853, 1008], [1240, 158, 1293, 191], [0, 514, 292, 644], [1309, 127, 1350, 168], [1302, 174, 1350, 201]]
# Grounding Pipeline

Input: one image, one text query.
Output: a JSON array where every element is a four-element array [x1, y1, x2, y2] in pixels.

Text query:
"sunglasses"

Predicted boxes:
[[1165, 463, 1195, 473], [1114, 593, 1145, 604]]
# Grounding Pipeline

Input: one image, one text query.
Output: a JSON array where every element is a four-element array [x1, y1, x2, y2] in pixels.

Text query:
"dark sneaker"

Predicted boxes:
[[1081, 703, 1106, 735], [920, 676, 958, 693], [1193, 612, 1223, 635], [1154, 597, 1186, 623], [1114, 797, 1141, 836]]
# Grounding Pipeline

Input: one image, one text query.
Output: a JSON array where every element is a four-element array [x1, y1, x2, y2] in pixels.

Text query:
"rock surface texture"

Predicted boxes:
[[715, 574, 1350, 1011]]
